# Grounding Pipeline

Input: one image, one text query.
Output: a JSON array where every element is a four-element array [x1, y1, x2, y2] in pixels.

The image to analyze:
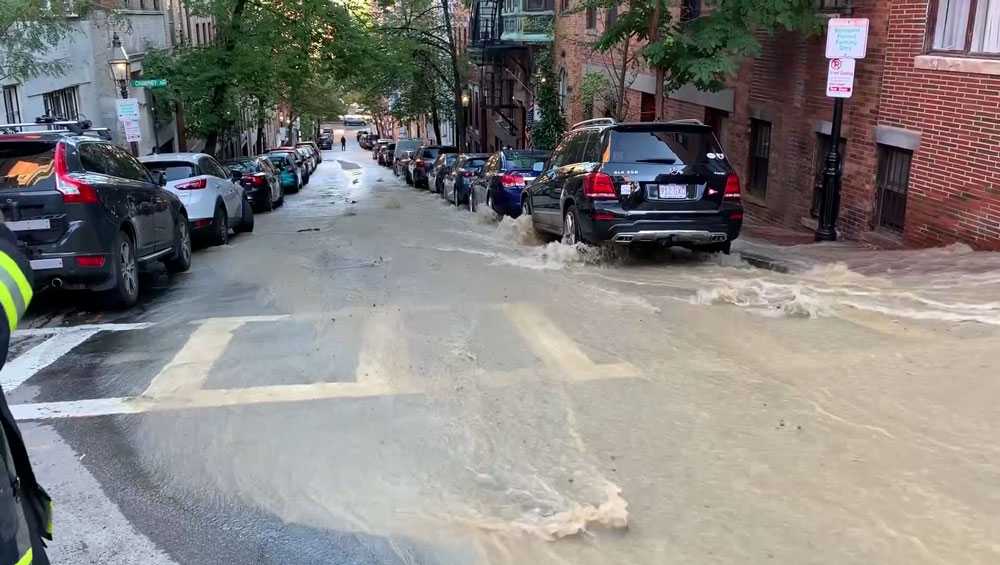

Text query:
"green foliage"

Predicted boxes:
[[0, 0, 90, 81], [531, 48, 565, 151], [594, 0, 822, 92]]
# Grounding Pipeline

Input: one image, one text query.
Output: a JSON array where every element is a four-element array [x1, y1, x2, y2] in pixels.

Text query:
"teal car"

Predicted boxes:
[[265, 152, 302, 194]]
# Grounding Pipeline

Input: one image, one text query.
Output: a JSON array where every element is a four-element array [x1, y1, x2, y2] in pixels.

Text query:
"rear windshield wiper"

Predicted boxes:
[[635, 158, 677, 164]]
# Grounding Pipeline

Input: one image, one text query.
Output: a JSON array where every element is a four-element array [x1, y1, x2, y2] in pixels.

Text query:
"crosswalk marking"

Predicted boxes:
[[141, 318, 248, 398], [2, 328, 101, 391], [355, 308, 411, 386]]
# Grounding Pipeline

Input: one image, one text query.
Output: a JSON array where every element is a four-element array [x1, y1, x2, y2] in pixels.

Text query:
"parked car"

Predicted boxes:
[[318, 135, 333, 150], [297, 141, 322, 163], [377, 143, 396, 166], [222, 156, 283, 212], [441, 153, 488, 206], [295, 146, 316, 174], [141, 152, 254, 247], [470, 149, 549, 218], [522, 118, 742, 253], [395, 150, 415, 182], [263, 152, 303, 193], [356, 130, 369, 143], [392, 139, 422, 183], [372, 138, 391, 158], [0, 121, 192, 307], [270, 147, 310, 185], [409, 145, 457, 189], [428, 152, 459, 194]]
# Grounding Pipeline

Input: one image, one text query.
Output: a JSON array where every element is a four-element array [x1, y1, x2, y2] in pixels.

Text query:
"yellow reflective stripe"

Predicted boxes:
[[0, 282, 17, 332], [45, 499, 53, 537], [14, 547, 32, 565], [0, 252, 32, 306]]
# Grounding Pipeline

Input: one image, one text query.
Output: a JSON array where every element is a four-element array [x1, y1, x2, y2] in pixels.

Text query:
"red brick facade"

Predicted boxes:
[[550, 0, 1000, 250]]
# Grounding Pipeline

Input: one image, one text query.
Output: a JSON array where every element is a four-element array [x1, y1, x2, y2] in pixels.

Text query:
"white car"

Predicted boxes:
[[141, 152, 254, 246]]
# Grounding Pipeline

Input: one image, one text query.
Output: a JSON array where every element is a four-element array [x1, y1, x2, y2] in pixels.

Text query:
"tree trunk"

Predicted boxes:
[[616, 40, 630, 121], [430, 87, 443, 144], [439, 0, 465, 150], [649, 0, 664, 120], [202, 0, 249, 156]]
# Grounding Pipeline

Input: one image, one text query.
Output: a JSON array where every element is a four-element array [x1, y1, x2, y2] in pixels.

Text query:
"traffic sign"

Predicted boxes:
[[130, 78, 167, 88], [115, 98, 140, 121], [826, 58, 856, 98], [826, 18, 869, 59], [122, 119, 142, 143]]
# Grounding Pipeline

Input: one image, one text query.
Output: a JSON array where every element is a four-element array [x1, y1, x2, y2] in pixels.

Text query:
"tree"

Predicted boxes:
[[530, 48, 565, 150], [0, 0, 89, 82], [594, 0, 821, 119]]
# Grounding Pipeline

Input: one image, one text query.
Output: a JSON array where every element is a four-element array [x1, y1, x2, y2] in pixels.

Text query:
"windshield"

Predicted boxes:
[[463, 157, 486, 169], [608, 129, 723, 164], [224, 161, 255, 173], [506, 153, 548, 172], [144, 162, 198, 181]]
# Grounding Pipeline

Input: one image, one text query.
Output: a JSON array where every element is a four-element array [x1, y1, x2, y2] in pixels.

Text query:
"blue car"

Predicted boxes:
[[470, 150, 549, 218], [442, 153, 488, 207]]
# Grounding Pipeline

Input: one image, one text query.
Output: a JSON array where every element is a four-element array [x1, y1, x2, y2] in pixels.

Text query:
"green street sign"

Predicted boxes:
[[130, 78, 167, 88]]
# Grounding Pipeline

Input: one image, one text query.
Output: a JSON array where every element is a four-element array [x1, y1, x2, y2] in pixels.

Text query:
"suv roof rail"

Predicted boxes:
[[0, 116, 112, 140], [571, 117, 616, 130], [665, 119, 706, 126]]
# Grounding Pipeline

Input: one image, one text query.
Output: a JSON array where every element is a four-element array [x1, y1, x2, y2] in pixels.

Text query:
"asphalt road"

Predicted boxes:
[[5, 130, 1000, 564]]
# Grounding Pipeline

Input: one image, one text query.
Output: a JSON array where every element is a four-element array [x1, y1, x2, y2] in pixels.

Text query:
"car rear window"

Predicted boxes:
[[609, 129, 723, 165], [144, 162, 197, 182], [421, 148, 439, 159], [464, 158, 487, 169], [506, 154, 547, 171], [266, 155, 289, 167], [224, 161, 256, 173], [0, 141, 57, 189]]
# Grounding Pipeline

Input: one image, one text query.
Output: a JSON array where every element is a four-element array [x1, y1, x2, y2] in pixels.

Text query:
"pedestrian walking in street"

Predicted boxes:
[[0, 224, 52, 565], [340, 136, 347, 151]]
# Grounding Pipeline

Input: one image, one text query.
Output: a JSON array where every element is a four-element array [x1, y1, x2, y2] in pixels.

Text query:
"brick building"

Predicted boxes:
[[550, 0, 1000, 250]]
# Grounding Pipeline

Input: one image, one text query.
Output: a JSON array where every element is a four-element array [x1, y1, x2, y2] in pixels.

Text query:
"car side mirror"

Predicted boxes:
[[155, 171, 167, 186], [532, 162, 545, 173]]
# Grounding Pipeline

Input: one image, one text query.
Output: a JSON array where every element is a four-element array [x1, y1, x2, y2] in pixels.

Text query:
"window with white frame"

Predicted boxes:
[[3, 85, 21, 124], [43, 86, 80, 120], [931, 0, 1000, 55]]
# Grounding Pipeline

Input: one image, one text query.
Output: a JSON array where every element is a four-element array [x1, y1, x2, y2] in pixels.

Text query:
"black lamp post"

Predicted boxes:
[[108, 33, 139, 155]]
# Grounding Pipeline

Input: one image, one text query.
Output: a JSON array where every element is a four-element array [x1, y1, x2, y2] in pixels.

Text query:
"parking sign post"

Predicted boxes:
[[815, 18, 869, 242]]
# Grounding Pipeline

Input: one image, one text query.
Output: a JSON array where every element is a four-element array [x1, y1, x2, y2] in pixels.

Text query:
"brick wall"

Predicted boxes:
[[880, 0, 1000, 249]]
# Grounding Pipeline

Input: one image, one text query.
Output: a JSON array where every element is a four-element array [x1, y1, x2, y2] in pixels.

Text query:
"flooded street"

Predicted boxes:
[[7, 137, 1000, 565]]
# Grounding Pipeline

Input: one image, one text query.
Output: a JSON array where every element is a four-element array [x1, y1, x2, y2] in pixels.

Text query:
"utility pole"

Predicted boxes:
[[816, 18, 869, 242]]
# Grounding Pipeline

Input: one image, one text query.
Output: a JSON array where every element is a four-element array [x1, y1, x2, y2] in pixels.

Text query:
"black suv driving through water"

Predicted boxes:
[[522, 118, 743, 253], [0, 120, 192, 307]]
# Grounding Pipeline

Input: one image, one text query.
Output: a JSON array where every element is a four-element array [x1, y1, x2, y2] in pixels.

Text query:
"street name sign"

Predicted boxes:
[[115, 98, 140, 121], [826, 18, 869, 59], [826, 58, 856, 98], [131, 78, 167, 88]]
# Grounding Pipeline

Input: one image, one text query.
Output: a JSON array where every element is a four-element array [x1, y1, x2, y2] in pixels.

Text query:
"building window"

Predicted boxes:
[[524, 0, 552, 11], [816, 0, 851, 12], [42, 86, 80, 120], [559, 0, 569, 12], [585, 6, 596, 29], [931, 0, 1000, 55], [605, 4, 617, 28], [3, 85, 21, 124], [875, 145, 912, 233], [748, 119, 771, 197]]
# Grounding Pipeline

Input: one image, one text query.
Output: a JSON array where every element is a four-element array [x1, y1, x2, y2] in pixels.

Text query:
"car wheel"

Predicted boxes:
[[487, 193, 501, 221], [105, 229, 139, 309], [562, 205, 582, 245], [165, 214, 192, 273], [276, 187, 285, 207], [262, 188, 274, 212], [211, 204, 229, 246], [469, 190, 476, 212], [236, 195, 255, 233]]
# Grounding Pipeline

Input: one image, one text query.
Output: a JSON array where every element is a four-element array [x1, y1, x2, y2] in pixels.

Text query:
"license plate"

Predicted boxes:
[[7, 219, 51, 232], [30, 258, 63, 270], [657, 184, 688, 199]]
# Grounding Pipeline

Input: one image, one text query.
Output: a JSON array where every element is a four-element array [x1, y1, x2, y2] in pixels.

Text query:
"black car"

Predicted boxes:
[[409, 145, 457, 189], [470, 149, 549, 218], [522, 118, 742, 253], [223, 156, 284, 212], [441, 153, 488, 206], [428, 152, 459, 194], [377, 143, 395, 166], [0, 120, 192, 307]]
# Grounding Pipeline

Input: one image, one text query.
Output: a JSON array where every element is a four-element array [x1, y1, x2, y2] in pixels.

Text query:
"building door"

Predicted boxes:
[[875, 145, 912, 233], [640, 93, 655, 122], [704, 107, 728, 145]]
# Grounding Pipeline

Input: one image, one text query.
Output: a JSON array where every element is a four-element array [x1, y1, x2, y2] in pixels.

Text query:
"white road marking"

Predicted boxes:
[[355, 308, 411, 386], [1, 329, 100, 391], [11, 397, 139, 420], [141, 318, 248, 398], [15, 322, 154, 336]]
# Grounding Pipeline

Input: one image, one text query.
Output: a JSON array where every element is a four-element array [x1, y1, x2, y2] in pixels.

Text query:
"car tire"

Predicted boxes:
[[165, 213, 192, 273], [236, 195, 255, 234], [562, 205, 583, 245], [276, 187, 285, 207], [210, 204, 229, 246], [104, 229, 139, 309], [261, 188, 274, 212], [469, 189, 476, 212], [487, 193, 501, 221]]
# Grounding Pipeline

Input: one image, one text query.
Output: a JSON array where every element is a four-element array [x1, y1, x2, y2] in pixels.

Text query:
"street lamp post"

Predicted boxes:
[[108, 33, 139, 156]]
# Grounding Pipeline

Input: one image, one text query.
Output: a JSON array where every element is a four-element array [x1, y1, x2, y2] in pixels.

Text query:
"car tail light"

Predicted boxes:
[[730, 211, 744, 221], [500, 173, 525, 188], [593, 211, 616, 221], [54, 143, 98, 204], [582, 171, 616, 199], [176, 178, 207, 190], [724, 174, 741, 200], [243, 173, 266, 187], [462, 170, 474, 177], [75, 255, 106, 268]]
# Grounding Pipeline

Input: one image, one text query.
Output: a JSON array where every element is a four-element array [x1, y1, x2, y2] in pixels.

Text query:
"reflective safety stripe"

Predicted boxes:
[[13, 547, 32, 565], [0, 252, 32, 331], [44, 499, 53, 537]]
